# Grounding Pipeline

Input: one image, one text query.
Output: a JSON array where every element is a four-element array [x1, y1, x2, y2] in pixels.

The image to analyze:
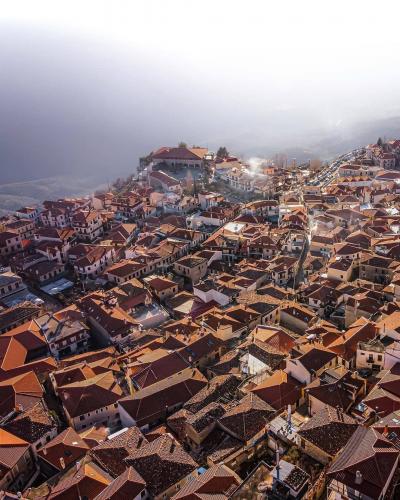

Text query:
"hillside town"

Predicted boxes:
[[2, 138, 400, 499]]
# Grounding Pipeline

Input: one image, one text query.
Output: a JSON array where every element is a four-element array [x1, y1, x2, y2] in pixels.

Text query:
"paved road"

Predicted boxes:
[[290, 147, 364, 292], [294, 233, 310, 289], [310, 148, 364, 188]]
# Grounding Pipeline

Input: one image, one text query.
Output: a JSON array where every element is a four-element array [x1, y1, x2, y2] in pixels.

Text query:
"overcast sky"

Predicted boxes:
[[1, 0, 400, 183]]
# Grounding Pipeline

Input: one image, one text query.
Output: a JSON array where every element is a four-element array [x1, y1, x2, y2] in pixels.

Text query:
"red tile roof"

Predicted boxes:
[[125, 434, 198, 496], [328, 427, 399, 499]]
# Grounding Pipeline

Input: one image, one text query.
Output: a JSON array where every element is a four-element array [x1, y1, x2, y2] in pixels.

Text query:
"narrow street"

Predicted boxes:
[[294, 234, 310, 289]]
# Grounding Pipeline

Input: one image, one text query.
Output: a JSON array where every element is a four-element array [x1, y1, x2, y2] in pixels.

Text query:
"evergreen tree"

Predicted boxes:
[[216, 146, 229, 159]]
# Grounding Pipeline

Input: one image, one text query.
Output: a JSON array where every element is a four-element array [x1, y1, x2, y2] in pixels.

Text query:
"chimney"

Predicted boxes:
[[355, 470, 363, 485]]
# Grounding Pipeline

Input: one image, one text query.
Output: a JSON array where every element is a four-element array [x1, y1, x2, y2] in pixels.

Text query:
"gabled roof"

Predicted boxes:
[[247, 340, 285, 370], [94, 466, 146, 500], [58, 372, 122, 418], [47, 461, 112, 500], [0, 320, 46, 369], [78, 425, 109, 448], [0, 370, 43, 418]]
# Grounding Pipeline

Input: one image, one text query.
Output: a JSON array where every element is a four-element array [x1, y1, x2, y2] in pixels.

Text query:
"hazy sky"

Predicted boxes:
[[1, 0, 400, 183]]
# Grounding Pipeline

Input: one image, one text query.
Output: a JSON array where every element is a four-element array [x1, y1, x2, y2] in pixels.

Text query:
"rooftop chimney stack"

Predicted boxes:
[[355, 470, 363, 485]]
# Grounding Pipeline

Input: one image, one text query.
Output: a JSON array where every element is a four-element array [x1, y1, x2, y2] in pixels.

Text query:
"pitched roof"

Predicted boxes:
[[0, 320, 46, 371], [37, 427, 90, 471], [152, 146, 204, 161], [118, 369, 207, 427], [186, 402, 226, 433], [0, 428, 30, 477], [327, 427, 399, 499], [149, 170, 181, 187], [90, 427, 148, 478], [0, 370, 43, 418], [184, 374, 241, 414], [128, 350, 190, 390], [298, 405, 358, 455], [250, 370, 302, 410], [94, 466, 146, 500], [310, 366, 363, 405], [252, 325, 295, 354], [47, 461, 112, 500], [172, 464, 240, 499], [297, 346, 337, 373], [3, 400, 55, 444], [125, 434, 198, 496], [219, 393, 275, 442], [58, 372, 122, 418], [327, 318, 377, 361]]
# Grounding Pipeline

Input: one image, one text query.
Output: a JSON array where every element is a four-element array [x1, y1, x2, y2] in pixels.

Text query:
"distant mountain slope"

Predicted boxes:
[[0, 175, 107, 214], [310, 116, 400, 158], [1, 116, 399, 213], [233, 116, 400, 163]]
